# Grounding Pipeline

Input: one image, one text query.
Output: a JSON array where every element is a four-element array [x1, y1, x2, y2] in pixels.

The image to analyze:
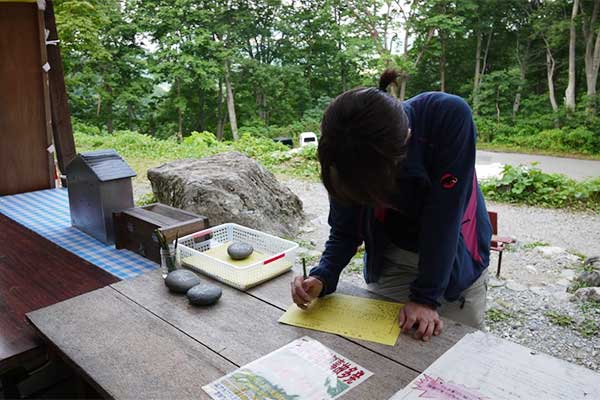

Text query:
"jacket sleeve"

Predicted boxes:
[[309, 198, 363, 295], [410, 95, 477, 307]]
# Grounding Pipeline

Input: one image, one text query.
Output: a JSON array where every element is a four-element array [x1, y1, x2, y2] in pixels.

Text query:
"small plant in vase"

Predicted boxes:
[[155, 229, 179, 277]]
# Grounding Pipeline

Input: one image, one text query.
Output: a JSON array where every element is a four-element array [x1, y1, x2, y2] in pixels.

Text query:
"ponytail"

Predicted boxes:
[[379, 68, 400, 92]]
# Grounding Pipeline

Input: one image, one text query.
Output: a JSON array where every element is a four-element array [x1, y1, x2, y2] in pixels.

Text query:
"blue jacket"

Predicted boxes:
[[309, 92, 492, 307]]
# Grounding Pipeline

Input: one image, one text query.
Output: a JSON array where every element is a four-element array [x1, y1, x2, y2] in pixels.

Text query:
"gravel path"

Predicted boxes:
[[282, 177, 600, 372]]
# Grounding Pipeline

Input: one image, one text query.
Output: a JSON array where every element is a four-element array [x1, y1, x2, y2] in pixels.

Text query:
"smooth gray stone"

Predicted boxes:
[[186, 284, 222, 306], [227, 242, 254, 260], [164, 270, 201, 293]]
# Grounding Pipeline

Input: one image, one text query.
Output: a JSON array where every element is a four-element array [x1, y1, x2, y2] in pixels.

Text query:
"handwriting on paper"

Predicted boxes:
[[413, 375, 486, 400], [278, 294, 402, 346]]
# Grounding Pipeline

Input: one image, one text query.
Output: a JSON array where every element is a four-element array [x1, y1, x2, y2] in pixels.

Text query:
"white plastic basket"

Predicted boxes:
[[177, 223, 298, 290]]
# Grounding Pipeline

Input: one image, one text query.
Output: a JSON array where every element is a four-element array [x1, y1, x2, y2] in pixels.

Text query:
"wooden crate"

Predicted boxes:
[[113, 203, 209, 263]]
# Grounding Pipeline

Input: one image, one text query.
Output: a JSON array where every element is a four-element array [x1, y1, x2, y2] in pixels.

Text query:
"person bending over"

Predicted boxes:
[[291, 69, 492, 342]]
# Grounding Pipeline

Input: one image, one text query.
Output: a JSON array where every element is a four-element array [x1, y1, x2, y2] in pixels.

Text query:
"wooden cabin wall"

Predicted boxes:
[[0, 2, 55, 195]]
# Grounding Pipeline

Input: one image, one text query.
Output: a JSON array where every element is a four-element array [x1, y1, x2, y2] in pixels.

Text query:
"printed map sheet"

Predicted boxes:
[[203, 336, 373, 400]]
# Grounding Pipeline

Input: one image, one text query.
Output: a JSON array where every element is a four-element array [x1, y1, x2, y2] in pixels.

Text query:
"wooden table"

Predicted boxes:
[[27, 267, 474, 399], [0, 214, 119, 375]]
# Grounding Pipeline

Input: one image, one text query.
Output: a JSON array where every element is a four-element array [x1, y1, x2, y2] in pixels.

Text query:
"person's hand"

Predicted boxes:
[[399, 302, 443, 342], [291, 276, 323, 309]]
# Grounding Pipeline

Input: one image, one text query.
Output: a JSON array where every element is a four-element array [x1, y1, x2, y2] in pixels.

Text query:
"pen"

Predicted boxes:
[[302, 258, 307, 280]]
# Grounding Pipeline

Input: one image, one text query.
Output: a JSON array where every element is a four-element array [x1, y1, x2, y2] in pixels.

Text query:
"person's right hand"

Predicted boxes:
[[291, 276, 323, 309]]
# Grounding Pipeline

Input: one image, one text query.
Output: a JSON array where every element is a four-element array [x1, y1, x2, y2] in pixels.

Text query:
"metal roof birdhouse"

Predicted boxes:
[[66, 149, 136, 244]]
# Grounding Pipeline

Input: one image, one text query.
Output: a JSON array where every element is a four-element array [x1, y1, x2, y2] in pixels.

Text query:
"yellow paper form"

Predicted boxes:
[[278, 294, 403, 346]]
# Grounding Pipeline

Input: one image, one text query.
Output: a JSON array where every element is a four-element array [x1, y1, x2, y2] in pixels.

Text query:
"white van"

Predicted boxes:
[[299, 132, 318, 147]]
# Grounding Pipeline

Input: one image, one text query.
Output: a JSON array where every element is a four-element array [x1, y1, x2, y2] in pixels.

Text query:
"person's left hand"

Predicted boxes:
[[398, 302, 443, 342]]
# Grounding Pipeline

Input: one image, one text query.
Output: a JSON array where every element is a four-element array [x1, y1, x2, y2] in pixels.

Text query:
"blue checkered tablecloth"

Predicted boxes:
[[0, 188, 157, 279]]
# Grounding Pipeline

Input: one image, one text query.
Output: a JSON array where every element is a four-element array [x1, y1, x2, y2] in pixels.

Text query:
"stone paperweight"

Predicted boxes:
[[164, 270, 201, 293], [227, 242, 254, 260], [186, 283, 222, 306]]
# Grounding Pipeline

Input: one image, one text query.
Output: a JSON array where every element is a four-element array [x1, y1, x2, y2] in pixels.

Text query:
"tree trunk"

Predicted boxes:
[[583, 0, 600, 116], [439, 32, 446, 92], [256, 89, 267, 123], [399, 74, 408, 101], [216, 78, 224, 140], [544, 38, 560, 127], [585, 35, 600, 116], [472, 32, 482, 109], [495, 86, 501, 124], [390, 82, 399, 98], [198, 89, 206, 132], [224, 61, 238, 141], [565, 0, 579, 112], [512, 40, 530, 120], [127, 103, 134, 131], [176, 77, 183, 142], [474, 30, 493, 115], [96, 95, 101, 117], [106, 85, 113, 134]]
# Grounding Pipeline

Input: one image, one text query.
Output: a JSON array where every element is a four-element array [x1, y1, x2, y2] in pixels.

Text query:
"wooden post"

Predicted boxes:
[[44, 0, 77, 173]]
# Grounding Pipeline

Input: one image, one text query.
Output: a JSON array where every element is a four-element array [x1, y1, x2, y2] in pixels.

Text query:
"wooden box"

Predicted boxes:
[[113, 203, 209, 263]]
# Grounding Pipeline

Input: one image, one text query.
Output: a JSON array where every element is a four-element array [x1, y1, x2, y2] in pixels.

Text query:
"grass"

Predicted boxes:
[[486, 308, 514, 322], [75, 130, 322, 185], [522, 241, 550, 249], [544, 311, 575, 327], [477, 142, 600, 161], [578, 319, 600, 337], [568, 279, 590, 293], [135, 192, 157, 206], [580, 300, 600, 314]]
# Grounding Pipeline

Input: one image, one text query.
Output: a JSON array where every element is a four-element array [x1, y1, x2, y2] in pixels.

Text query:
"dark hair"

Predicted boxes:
[[318, 69, 409, 206]]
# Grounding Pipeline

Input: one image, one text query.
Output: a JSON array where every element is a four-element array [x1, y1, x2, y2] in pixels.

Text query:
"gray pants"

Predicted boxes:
[[366, 241, 488, 329]]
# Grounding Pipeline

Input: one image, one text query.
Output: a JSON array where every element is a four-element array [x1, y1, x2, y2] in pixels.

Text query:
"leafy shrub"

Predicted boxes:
[[475, 115, 600, 155], [72, 119, 102, 136], [230, 133, 288, 161], [481, 165, 600, 211], [74, 127, 323, 181], [239, 118, 320, 144]]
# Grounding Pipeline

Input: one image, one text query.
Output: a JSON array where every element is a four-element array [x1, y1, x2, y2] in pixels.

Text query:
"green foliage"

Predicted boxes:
[[544, 311, 574, 327], [136, 192, 157, 206], [475, 116, 600, 156], [486, 308, 514, 323], [481, 165, 600, 211], [74, 125, 322, 182], [522, 241, 550, 249], [579, 300, 600, 314], [545, 310, 598, 336], [56, 0, 600, 158], [578, 319, 600, 337], [568, 279, 591, 293]]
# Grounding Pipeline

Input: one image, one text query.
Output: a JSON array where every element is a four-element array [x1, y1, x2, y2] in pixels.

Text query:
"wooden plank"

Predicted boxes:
[[36, 6, 55, 189], [111, 270, 419, 399], [27, 287, 235, 399], [159, 219, 208, 240], [0, 3, 54, 195], [44, 0, 77, 172], [0, 214, 118, 373], [121, 207, 177, 226], [247, 265, 474, 372], [143, 203, 206, 222]]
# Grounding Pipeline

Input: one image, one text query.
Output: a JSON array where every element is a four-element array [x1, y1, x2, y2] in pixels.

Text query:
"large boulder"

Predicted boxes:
[[147, 152, 304, 238]]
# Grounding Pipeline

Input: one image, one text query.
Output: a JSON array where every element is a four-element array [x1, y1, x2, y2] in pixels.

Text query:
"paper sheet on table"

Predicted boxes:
[[389, 331, 600, 400], [278, 294, 402, 346]]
